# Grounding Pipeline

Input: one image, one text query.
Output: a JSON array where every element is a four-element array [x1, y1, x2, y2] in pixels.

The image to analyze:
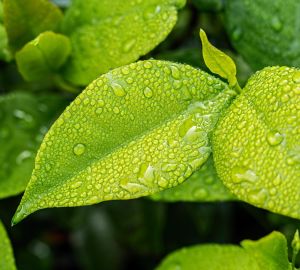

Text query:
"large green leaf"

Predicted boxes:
[[0, 24, 11, 62], [0, 92, 66, 199], [224, 0, 300, 70], [0, 220, 16, 270], [213, 66, 300, 219], [151, 156, 235, 202], [61, 0, 186, 85], [3, 0, 63, 51], [156, 231, 291, 270], [16, 31, 71, 81], [12, 60, 236, 224]]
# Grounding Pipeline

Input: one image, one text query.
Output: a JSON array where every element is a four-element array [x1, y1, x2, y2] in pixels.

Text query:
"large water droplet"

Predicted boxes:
[[112, 83, 126, 97], [266, 131, 283, 146], [170, 65, 180, 79], [143, 87, 153, 98], [73, 143, 86, 156], [248, 189, 268, 206], [232, 167, 258, 184], [292, 71, 300, 83]]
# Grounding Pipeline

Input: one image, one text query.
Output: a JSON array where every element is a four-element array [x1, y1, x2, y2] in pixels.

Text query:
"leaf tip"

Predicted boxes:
[[11, 201, 34, 226]]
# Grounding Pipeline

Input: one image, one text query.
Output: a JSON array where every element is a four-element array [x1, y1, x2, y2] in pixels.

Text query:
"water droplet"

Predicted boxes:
[[95, 108, 103, 115], [143, 62, 153, 69], [292, 71, 300, 83], [161, 163, 177, 172], [112, 83, 126, 97], [16, 150, 32, 164], [232, 167, 258, 184], [123, 39, 136, 52], [271, 16, 282, 31], [266, 131, 283, 146], [71, 181, 83, 189], [73, 143, 86, 156], [157, 177, 168, 188], [248, 189, 268, 206], [113, 106, 120, 114], [170, 65, 180, 79], [143, 87, 153, 98]]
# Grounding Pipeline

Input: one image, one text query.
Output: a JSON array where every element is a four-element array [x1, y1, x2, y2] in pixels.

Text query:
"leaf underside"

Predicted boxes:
[[13, 60, 236, 224], [151, 156, 235, 202]]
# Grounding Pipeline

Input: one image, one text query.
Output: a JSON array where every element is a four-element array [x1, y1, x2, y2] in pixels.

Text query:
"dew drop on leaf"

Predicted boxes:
[[73, 143, 86, 156], [266, 131, 284, 146]]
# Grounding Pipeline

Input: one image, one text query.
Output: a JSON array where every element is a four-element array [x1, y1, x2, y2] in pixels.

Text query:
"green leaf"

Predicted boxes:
[[213, 66, 300, 219], [200, 29, 237, 87], [12, 60, 236, 224], [0, 92, 67, 199], [0, 220, 16, 270], [3, 0, 63, 51], [156, 231, 291, 270], [151, 156, 235, 202], [241, 232, 291, 270], [15, 31, 71, 81], [61, 0, 186, 85], [224, 0, 300, 71]]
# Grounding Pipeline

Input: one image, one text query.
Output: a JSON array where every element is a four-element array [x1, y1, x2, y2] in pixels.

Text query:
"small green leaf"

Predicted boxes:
[[3, 0, 63, 51], [224, 0, 300, 70], [15, 31, 71, 81], [200, 29, 237, 87], [61, 0, 186, 85], [156, 231, 291, 270], [0, 92, 67, 199], [241, 231, 291, 270], [213, 66, 300, 219], [151, 156, 235, 202], [0, 220, 16, 270], [12, 60, 236, 224]]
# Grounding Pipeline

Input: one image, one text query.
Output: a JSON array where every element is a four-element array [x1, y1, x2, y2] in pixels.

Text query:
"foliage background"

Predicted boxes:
[[0, 0, 299, 269]]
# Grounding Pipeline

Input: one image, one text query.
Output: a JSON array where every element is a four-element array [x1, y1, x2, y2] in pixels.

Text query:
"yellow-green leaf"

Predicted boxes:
[[200, 29, 237, 87], [61, 0, 186, 85], [16, 31, 71, 81], [12, 60, 236, 224], [0, 220, 16, 270], [3, 0, 63, 51], [213, 66, 300, 219], [151, 156, 235, 202]]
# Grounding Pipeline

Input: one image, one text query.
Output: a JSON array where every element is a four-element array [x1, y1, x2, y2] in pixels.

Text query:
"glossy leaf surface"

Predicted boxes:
[[156, 231, 291, 270], [61, 0, 186, 85], [16, 31, 71, 81], [213, 66, 300, 219], [13, 60, 236, 224], [224, 0, 300, 70], [151, 156, 235, 202], [0, 220, 16, 270], [0, 92, 67, 199], [3, 0, 63, 51]]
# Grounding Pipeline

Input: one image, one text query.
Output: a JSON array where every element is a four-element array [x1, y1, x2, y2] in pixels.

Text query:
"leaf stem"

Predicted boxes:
[[233, 82, 242, 94]]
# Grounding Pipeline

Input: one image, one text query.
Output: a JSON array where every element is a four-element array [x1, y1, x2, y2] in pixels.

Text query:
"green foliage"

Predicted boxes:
[[61, 0, 186, 85], [213, 66, 300, 219], [224, 0, 300, 70], [151, 156, 235, 202], [0, 92, 67, 199], [0, 220, 16, 270], [12, 60, 236, 224], [199, 29, 238, 89], [156, 231, 291, 270], [15, 31, 71, 81], [3, 0, 63, 52]]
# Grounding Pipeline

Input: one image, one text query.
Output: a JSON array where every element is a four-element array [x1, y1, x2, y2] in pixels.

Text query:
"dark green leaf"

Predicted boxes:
[[0, 92, 67, 199]]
